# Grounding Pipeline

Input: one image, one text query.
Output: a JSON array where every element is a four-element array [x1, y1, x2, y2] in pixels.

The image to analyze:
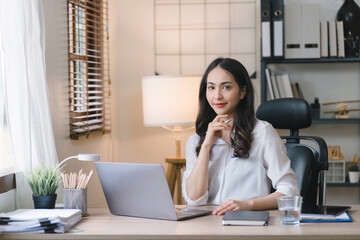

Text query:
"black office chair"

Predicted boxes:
[[256, 98, 328, 207]]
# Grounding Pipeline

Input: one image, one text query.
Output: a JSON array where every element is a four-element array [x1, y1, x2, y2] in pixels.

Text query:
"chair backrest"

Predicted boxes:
[[256, 98, 328, 206]]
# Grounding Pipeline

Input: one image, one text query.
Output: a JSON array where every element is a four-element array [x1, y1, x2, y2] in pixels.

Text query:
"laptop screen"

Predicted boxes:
[[96, 162, 179, 219]]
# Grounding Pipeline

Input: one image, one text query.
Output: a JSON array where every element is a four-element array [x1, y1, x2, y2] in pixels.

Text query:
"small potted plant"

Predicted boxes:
[[24, 166, 62, 209], [349, 155, 360, 183]]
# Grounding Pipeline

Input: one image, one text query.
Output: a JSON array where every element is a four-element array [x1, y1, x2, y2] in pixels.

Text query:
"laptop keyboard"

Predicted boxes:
[[175, 208, 210, 218], [176, 211, 198, 218], [176, 208, 193, 217]]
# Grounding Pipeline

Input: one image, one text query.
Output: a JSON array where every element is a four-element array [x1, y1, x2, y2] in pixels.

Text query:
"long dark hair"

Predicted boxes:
[[195, 58, 255, 158]]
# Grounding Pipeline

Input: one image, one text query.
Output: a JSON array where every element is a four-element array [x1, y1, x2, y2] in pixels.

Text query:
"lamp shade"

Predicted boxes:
[[142, 75, 201, 126]]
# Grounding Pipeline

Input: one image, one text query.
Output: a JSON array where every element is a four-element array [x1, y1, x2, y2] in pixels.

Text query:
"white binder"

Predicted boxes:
[[336, 21, 345, 58], [284, 4, 302, 59], [329, 21, 337, 57], [301, 4, 320, 58], [320, 21, 328, 57], [262, 21, 271, 58]]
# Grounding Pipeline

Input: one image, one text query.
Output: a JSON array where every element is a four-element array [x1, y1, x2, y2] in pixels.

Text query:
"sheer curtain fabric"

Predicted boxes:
[[0, 0, 58, 208]]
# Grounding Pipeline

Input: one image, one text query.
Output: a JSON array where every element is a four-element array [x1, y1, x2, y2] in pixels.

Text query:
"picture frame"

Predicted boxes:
[[328, 146, 341, 160]]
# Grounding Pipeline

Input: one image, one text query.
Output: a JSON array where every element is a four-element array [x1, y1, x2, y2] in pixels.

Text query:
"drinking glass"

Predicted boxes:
[[277, 196, 302, 225]]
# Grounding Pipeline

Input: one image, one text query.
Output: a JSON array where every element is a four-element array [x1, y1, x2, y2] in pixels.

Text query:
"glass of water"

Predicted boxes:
[[277, 196, 302, 225]]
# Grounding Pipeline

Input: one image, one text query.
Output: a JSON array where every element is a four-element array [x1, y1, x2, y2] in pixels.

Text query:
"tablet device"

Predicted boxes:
[[301, 204, 351, 216]]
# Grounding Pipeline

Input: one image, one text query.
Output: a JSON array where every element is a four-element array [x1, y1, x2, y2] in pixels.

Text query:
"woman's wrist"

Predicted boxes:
[[245, 199, 255, 211], [200, 143, 212, 152]]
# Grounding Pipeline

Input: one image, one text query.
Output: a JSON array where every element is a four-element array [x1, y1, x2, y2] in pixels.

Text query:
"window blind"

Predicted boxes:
[[68, 0, 111, 140]]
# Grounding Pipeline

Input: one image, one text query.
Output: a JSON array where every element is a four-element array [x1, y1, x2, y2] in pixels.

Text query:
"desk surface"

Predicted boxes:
[[2, 205, 360, 240]]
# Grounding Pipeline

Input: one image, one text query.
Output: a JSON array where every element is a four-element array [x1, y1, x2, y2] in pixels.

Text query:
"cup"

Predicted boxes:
[[63, 189, 87, 216], [277, 196, 302, 225]]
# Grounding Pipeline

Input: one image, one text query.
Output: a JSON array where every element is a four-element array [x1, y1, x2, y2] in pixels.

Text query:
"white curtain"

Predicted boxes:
[[0, 0, 58, 208], [0, 50, 4, 160]]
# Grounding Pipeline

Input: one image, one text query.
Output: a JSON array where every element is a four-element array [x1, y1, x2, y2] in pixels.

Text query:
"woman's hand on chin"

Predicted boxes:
[[204, 114, 232, 146]]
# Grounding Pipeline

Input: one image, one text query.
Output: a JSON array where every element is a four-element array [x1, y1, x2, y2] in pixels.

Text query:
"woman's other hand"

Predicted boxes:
[[212, 199, 253, 215]]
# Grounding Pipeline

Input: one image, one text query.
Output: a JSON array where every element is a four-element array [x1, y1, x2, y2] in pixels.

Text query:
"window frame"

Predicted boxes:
[[0, 174, 16, 194], [67, 0, 111, 140]]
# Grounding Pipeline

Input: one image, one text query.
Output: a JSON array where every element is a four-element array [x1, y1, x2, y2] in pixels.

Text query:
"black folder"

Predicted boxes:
[[272, 0, 284, 58], [261, 0, 272, 58]]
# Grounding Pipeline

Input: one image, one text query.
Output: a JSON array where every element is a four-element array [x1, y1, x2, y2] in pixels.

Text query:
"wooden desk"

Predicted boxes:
[[2, 206, 360, 240]]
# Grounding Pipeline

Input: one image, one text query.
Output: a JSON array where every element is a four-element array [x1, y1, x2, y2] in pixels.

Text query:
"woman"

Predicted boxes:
[[182, 58, 299, 215]]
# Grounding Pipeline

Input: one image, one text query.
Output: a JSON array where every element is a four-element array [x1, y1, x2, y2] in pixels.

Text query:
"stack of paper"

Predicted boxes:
[[0, 209, 82, 233]]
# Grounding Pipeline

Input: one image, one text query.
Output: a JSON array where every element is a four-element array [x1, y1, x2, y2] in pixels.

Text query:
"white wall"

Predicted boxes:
[[42, 0, 197, 208]]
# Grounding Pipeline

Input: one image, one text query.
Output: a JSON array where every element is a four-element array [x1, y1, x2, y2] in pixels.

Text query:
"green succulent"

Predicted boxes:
[[349, 164, 359, 172], [24, 166, 62, 196]]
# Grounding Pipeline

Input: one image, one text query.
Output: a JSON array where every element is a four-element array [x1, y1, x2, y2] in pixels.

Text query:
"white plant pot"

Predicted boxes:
[[349, 171, 360, 183]]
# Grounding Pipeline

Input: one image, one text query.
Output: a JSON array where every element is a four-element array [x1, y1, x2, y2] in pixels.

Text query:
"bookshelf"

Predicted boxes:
[[259, 0, 360, 205], [260, 57, 360, 124], [328, 182, 360, 187]]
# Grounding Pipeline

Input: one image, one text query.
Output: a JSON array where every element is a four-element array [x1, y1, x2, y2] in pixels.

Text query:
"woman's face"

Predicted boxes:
[[206, 66, 245, 117]]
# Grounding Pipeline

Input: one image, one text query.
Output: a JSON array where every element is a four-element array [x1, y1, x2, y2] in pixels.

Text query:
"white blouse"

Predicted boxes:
[[182, 119, 299, 206]]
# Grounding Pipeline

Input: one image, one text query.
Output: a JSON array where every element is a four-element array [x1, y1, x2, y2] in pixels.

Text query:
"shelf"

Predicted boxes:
[[327, 182, 360, 187], [260, 57, 360, 103], [261, 57, 360, 64], [312, 118, 360, 124]]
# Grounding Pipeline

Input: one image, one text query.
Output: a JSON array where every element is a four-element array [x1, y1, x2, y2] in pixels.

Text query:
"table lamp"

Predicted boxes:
[[57, 154, 99, 217], [142, 75, 201, 157], [142, 75, 201, 204], [57, 154, 100, 168]]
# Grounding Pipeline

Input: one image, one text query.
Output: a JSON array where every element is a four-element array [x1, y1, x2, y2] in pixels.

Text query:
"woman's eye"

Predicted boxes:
[[223, 86, 231, 90], [208, 86, 215, 90]]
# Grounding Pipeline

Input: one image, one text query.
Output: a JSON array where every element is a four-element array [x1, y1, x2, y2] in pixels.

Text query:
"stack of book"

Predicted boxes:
[[0, 209, 82, 233], [265, 68, 304, 100]]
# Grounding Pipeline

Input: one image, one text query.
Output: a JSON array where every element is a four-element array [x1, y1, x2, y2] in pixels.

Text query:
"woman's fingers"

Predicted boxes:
[[212, 200, 241, 215], [204, 115, 232, 146], [213, 114, 229, 123]]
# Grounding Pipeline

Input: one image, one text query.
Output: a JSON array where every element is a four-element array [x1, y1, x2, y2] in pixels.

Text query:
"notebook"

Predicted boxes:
[[95, 162, 212, 221], [222, 211, 269, 226]]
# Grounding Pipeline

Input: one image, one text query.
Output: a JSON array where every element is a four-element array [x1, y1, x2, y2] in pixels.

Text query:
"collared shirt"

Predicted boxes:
[[182, 119, 299, 206]]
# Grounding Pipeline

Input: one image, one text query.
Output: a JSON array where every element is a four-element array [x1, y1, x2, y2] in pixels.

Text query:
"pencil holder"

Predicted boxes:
[[63, 188, 87, 216]]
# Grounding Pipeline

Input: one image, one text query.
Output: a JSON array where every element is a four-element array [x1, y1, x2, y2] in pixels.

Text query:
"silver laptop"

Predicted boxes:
[[95, 162, 212, 221]]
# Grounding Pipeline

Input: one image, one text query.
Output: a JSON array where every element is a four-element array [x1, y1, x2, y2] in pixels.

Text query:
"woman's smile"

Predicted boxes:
[[214, 103, 226, 108]]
